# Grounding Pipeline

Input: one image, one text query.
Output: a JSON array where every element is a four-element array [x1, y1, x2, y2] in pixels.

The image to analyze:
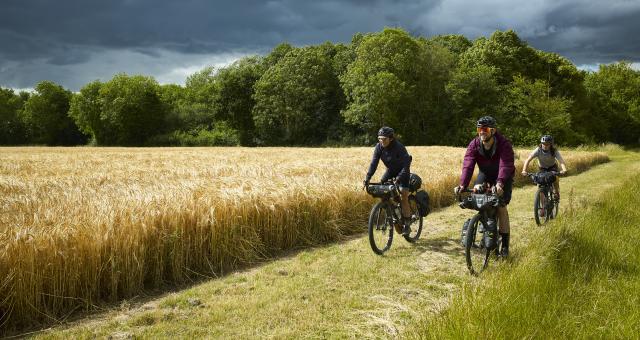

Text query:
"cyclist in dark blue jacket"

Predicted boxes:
[[364, 126, 413, 234]]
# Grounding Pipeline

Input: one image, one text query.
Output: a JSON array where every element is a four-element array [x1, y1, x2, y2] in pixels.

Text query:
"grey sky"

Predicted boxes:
[[1, 0, 639, 91]]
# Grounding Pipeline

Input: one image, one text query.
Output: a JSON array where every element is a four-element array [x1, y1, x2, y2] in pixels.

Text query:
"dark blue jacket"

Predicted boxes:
[[366, 140, 412, 181]]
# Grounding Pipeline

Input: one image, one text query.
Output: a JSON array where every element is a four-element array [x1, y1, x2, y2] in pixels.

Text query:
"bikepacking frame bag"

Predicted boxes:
[[415, 190, 430, 217]]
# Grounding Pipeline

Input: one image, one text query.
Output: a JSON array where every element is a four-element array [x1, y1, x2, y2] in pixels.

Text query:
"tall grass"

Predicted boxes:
[[408, 169, 640, 339], [0, 146, 609, 332]]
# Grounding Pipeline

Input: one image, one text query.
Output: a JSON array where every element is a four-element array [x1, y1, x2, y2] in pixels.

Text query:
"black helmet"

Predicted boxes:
[[378, 126, 395, 138], [540, 135, 554, 144], [476, 116, 497, 128]]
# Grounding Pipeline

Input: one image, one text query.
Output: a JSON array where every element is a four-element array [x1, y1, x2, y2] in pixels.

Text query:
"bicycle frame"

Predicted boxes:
[[526, 171, 560, 225], [456, 188, 502, 275]]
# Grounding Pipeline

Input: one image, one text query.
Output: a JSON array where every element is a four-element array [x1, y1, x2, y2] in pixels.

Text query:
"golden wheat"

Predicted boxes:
[[0, 146, 608, 331]]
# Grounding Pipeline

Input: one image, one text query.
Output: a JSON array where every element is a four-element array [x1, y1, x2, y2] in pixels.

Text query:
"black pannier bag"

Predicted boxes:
[[366, 184, 394, 198], [409, 173, 422, 192], [415, 190, 430, 217], [534, 172, 556, 185]]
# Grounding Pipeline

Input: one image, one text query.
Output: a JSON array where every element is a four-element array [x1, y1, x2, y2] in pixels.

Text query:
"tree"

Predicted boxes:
[[501, 75, 573, 145], [98, 74, 165, 145], [459, 30, 539, 85], [445, 64, 502, 144], [340, 28, 433, 144], [253, 44, 343, 145], [22, 81, 86, 145], [213, 56, 264, 145], [585, 62, 640, 144], [0, 87, 28, 144], [68, 80, 105, 144]]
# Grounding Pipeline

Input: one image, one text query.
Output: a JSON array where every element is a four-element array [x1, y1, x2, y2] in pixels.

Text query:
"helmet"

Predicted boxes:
[[476, 116, 497, 128], [377, 126, 395, 138], [540, 135, 554, 144], [409, 173, 422, 192]]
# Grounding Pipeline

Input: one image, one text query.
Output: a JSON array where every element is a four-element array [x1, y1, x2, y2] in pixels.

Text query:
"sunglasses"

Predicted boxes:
[[476, 126, 494, 134], [541, 142, 551, 146]]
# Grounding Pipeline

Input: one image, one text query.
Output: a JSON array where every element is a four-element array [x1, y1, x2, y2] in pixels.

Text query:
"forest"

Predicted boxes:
[[1, 28, 639, 147]]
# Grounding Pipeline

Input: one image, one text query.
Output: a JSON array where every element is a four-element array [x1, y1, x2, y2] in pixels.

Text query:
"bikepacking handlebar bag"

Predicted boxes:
[[366, 184, 395, 198], [460, 194, 499, 211], [415, 190, 430, 217], [534, 172, 556, 185]]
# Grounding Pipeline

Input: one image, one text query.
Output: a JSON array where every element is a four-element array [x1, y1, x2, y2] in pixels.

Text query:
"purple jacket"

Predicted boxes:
[[460, 132, 515, 187]]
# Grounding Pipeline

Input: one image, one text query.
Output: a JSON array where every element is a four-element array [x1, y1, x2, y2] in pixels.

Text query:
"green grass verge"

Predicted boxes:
[[408, 168, 640, 339]]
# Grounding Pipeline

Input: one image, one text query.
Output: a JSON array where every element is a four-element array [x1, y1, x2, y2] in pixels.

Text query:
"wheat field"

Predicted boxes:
[[0, 146, 609, 331]]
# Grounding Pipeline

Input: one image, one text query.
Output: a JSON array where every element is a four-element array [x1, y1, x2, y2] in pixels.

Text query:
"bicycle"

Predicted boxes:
[[364, 179, 426, 255], [456, 187, 502, 275], [524, 171, 561, 225]]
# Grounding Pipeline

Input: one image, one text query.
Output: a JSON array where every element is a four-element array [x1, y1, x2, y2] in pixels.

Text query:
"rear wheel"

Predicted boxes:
[[368, 201, 393, 255], [464, 214, 490, 275], [534, 188, 549, 225], [403, 195, 424, 243]]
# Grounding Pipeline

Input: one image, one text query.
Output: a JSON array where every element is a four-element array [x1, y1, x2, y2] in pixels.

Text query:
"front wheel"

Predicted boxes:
[[464, 214, 490, 275], [534, 188, 550, 225], [403, 195, 424, 243], [548, 189, 559, 220], [368, 201, 394, 255]]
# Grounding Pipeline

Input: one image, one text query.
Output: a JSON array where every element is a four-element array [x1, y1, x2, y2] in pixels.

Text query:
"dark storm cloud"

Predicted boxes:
[[524, 1, 640, 66], [1, 0, 639, 91]]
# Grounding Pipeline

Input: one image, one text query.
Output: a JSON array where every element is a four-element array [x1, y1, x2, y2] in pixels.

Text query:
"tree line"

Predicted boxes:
[[1, 28, 639, 147]]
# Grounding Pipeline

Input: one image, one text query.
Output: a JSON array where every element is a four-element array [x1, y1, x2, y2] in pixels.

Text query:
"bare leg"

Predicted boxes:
[[401, 189, 410, 218], [553, 178, 560, 198]]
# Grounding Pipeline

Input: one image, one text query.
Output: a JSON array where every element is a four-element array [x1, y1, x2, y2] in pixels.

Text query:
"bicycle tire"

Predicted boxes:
[[368, 201, 394, 255], [534, 187, 549, 225], [549, 188, 559, 220], [403, 195, 424, 243], [464, 214, 490, 275]]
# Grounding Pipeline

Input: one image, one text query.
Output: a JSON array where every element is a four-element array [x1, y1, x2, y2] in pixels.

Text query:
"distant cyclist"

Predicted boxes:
[[364, 126, 413, 235], [521, 135, 567, 200], [454, 116, 515, 257]]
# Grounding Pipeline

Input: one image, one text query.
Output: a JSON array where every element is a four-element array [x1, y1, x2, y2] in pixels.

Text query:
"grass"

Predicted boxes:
[[408, 148, 640, 339], [21, 146, 634, 339]]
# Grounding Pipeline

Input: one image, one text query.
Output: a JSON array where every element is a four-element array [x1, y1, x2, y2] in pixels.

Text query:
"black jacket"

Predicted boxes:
[[366, 140, 412, 181]]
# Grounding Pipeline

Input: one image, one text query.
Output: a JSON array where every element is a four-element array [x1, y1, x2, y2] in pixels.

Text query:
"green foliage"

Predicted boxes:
[[460, 30, 538, 85], [167, 122, 240, 146], [5, 29, 640, 147], [253, 44, 343, 145], [98, 74, 165, 145], [340, 28, 437, 144], [500, 75, 573, 145], [0, 87, 28, 144], [22, 81, 86, 145], [410, 171, 640, 339], [585, 62, 640, 145], [69, 80, 106, 142], [213, 57, 264, 145]]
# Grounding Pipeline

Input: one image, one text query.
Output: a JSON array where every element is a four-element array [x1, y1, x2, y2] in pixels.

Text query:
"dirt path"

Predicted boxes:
[[35, 151, 640, 339]]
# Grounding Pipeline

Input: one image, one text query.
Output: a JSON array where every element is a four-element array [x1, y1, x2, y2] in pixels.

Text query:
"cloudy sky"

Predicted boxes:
[[2, 0, 639, 91]]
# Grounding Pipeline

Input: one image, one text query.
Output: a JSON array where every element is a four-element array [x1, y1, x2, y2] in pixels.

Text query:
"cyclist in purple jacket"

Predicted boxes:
[[454, 116, 515, 257], [364, 126, 413, 235]]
